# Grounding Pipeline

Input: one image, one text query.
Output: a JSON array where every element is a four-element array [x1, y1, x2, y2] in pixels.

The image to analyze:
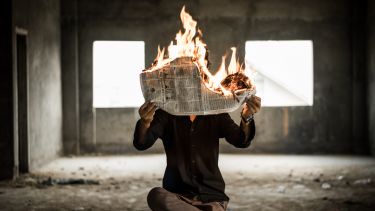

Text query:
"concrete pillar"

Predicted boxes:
[[350, 0, 369, 154], [61, 0, 80, 155], [368, 0, 375, 156]]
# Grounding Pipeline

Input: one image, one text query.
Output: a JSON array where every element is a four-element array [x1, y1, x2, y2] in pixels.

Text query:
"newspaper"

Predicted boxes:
[[140, 57, 256, 116]]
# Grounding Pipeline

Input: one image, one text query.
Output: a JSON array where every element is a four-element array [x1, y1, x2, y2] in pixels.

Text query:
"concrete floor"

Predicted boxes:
[[1, 155, 375, 211]]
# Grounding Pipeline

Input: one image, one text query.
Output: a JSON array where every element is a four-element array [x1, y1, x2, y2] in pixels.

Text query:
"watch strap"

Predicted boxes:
[[241, 114, 254, 123]]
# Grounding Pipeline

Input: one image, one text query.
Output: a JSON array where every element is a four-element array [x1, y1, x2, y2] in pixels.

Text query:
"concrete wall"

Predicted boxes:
[[94, 108, 163, 153], [67, 0, 368, 154], [369, 0, 375, 155], [12, 0, 63, 170]]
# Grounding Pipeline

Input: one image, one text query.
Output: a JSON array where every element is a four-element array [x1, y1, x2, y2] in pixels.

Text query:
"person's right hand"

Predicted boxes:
[[139, 101, 158, 126]]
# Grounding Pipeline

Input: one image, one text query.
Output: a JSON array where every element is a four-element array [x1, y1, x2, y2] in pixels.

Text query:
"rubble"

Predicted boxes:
[[321, 183, 331, 190], [23, 177, 37, 185], [276, 185, 286, 193], [41, 178, 100, 186], [353, 178, 371, 185], [337, 175, 345, 181], [292, 184, 307, 190], [313, 178, 321, 182]]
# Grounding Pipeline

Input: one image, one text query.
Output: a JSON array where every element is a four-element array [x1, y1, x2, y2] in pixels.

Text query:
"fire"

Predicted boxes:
[[146, 6, 254, 96]]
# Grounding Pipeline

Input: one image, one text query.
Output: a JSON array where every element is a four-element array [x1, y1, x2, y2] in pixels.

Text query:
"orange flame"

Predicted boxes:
[[147, 6, 252, 96]]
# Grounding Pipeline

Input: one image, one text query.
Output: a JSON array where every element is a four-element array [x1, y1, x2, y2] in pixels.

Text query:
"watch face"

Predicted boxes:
[[246, 115, 254, 122], [241, 114, 253, 122]]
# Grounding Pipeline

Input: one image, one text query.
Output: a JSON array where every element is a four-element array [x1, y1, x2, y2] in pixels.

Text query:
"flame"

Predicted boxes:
[[228, 47, 239, 75], [146, 6, 253, 96]]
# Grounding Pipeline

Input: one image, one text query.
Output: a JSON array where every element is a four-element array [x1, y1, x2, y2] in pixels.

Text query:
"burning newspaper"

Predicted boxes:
[[140, 6, 256, 115]]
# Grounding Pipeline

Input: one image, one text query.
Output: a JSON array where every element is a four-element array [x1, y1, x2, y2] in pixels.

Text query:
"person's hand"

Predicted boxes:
[[241, 95, 261, 119], [139, 101, 158, 126]]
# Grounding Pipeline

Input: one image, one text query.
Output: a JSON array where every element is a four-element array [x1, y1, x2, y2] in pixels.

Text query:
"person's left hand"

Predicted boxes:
[[241, 95, 261, 119]]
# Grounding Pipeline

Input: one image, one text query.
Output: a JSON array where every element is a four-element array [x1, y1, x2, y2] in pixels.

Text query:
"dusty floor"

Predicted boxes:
[[1, 155, 375, 211]]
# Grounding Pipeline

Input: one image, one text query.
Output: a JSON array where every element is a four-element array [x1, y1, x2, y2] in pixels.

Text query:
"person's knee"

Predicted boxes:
[[147, 187, 165, 209], [148, 187, 164, 200]]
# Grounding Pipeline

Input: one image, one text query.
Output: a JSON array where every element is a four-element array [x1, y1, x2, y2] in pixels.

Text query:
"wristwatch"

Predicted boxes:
[[241, 114, 254, 123]]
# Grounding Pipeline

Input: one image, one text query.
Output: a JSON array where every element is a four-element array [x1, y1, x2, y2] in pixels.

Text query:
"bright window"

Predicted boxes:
[[245, 40, 314, 107], [93, 41, 145, 108]]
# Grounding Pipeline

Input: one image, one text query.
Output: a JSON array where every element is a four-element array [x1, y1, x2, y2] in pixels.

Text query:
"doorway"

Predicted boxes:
[[15, 28, 29, 174]]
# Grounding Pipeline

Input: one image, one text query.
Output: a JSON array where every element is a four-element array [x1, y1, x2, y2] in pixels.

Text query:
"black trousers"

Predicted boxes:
[[147, 187, 228, 211]]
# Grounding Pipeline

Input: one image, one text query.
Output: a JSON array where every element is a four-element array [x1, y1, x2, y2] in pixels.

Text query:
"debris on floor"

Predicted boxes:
[[353, 178, 372, 185], [321, 183, 332, 189], [0, 155, 375, 211], [276, 185, 286, 193], [41, 178, 100, 186], [337, 175, 345, 181]]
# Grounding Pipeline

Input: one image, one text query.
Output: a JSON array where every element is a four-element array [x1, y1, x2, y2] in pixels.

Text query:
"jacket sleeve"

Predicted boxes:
[[218, 113, 255, 148], [133, 109, 169, 151]]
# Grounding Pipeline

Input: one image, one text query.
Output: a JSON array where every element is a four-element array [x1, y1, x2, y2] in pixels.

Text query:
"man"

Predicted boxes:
[[133, 96, 261, 211]]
